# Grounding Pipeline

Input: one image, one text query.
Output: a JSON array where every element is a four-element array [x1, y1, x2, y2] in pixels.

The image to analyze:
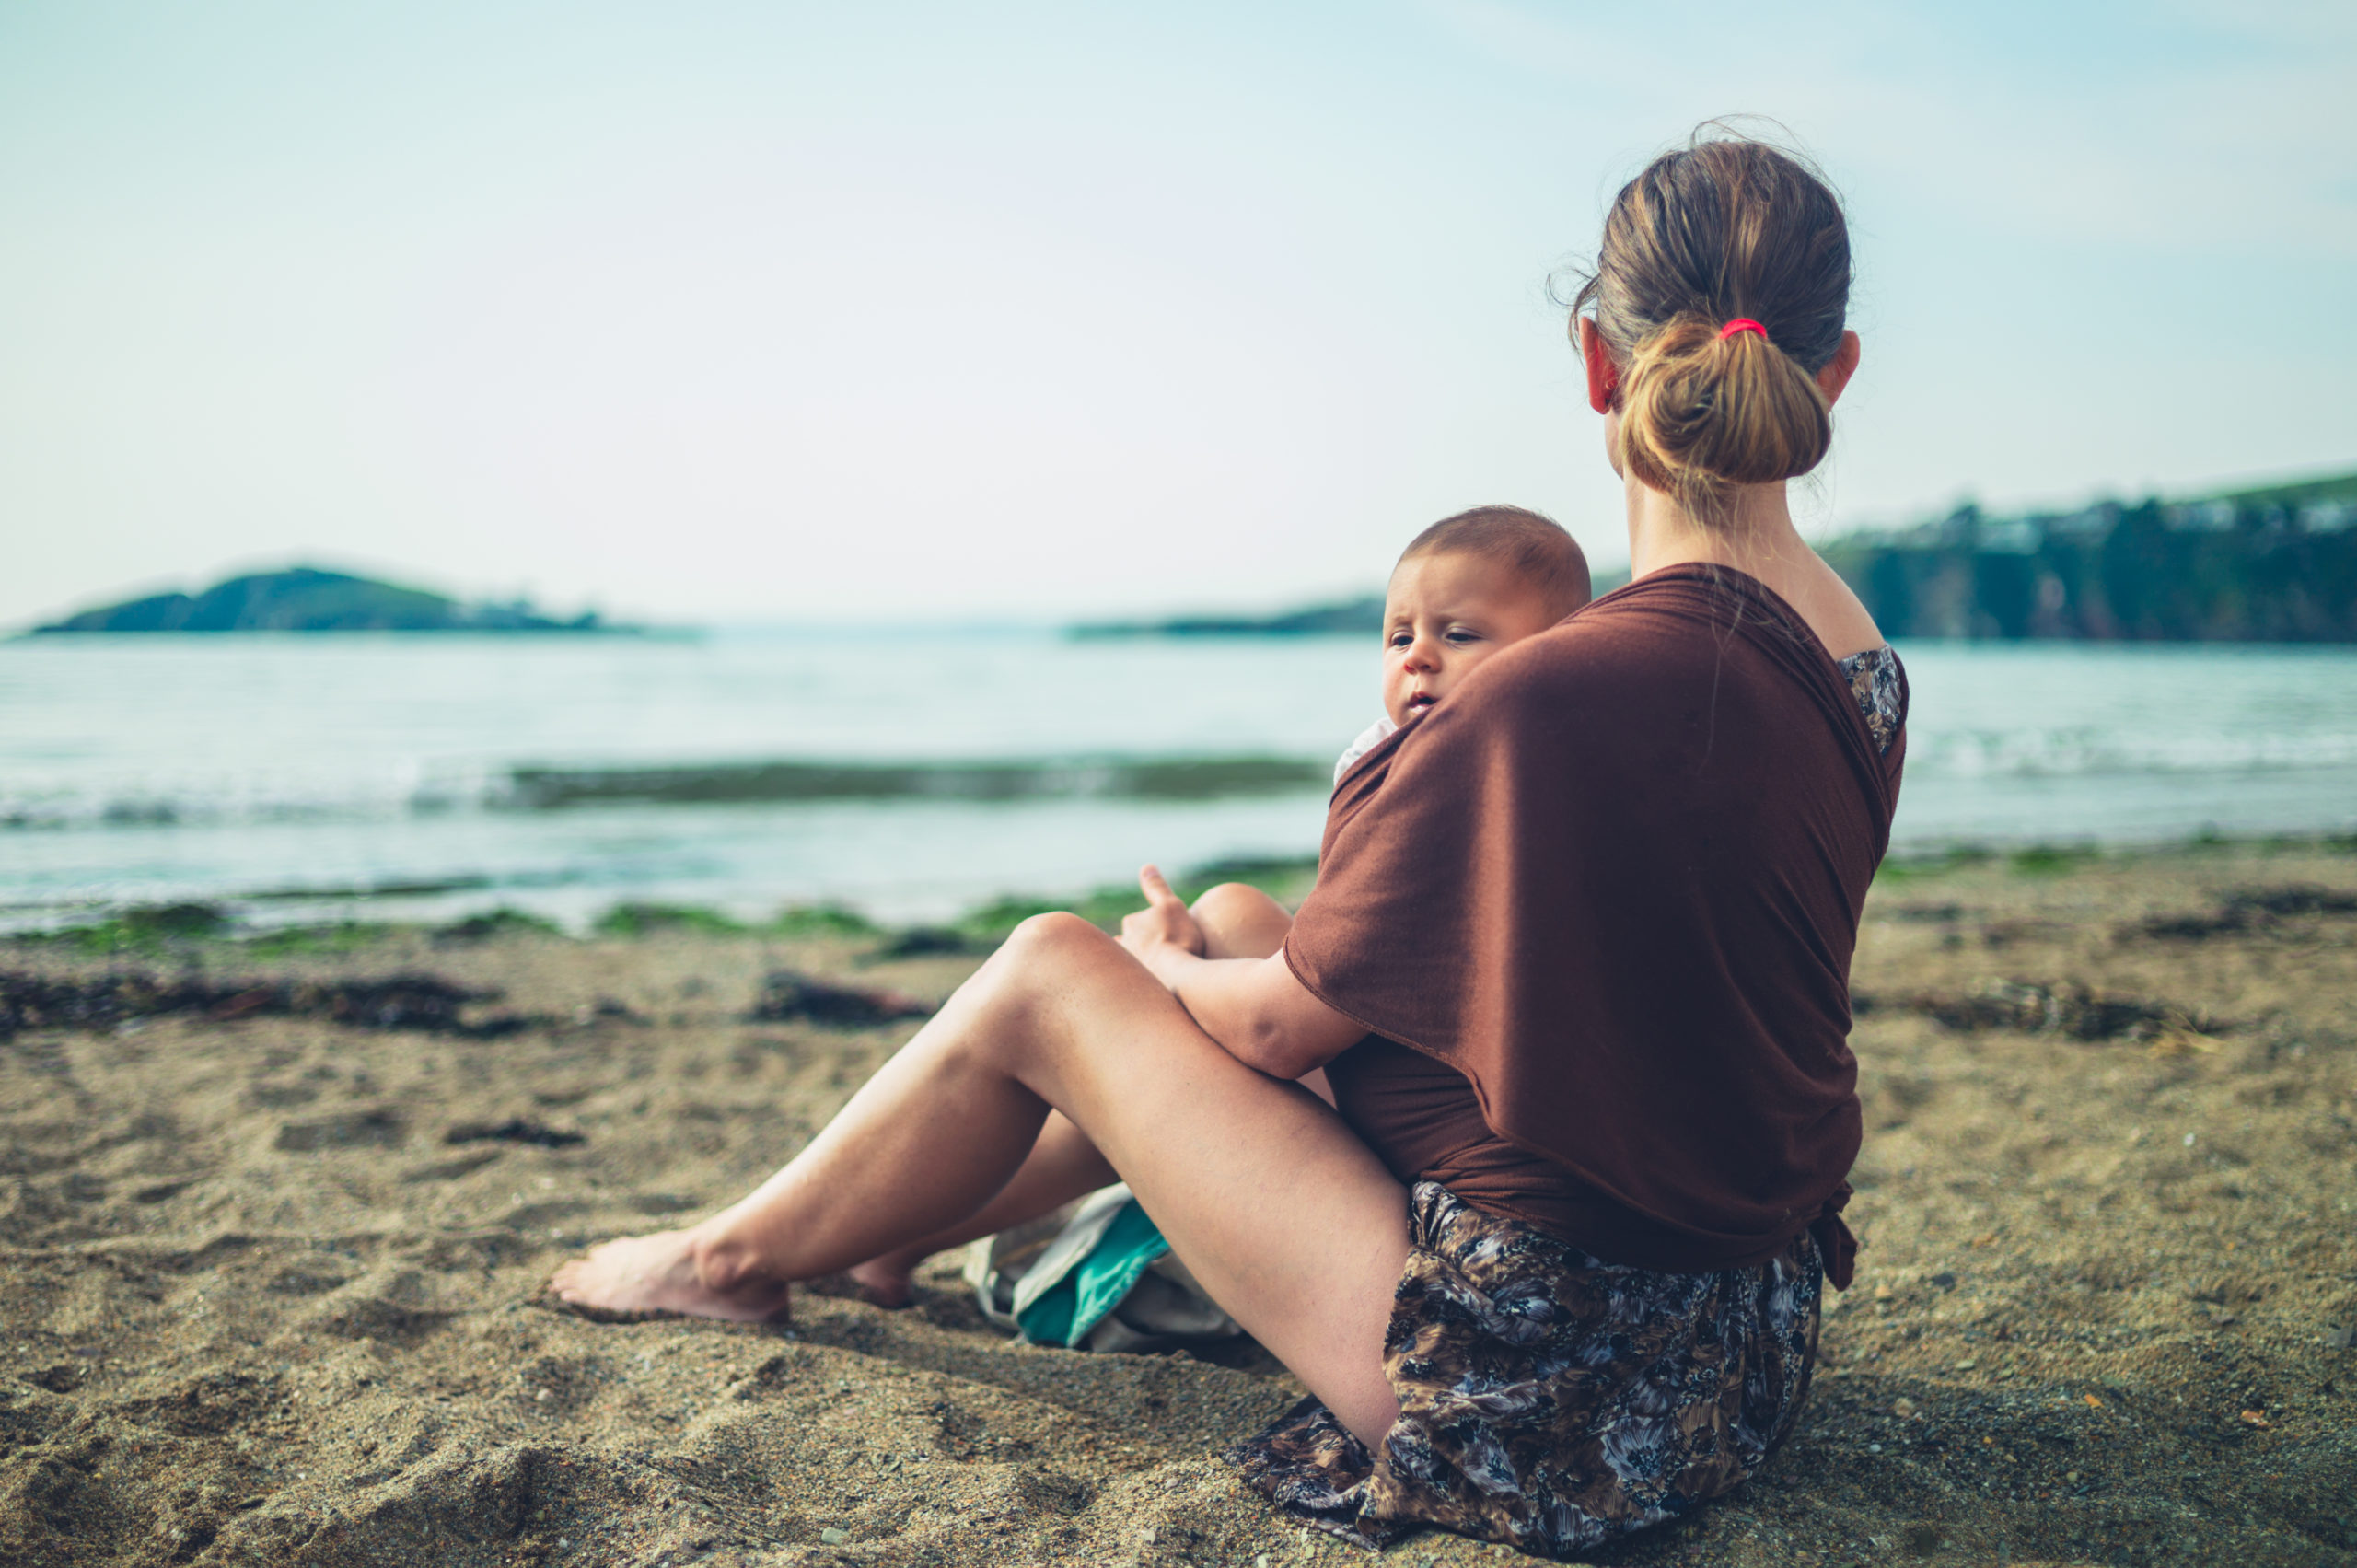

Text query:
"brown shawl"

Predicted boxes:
[[1285, 565, 1904, 1279]]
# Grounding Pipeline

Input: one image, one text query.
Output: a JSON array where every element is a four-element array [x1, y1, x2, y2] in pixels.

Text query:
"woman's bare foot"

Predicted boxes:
[[842, 1257, 916, 1309], [548, 1229, 793, 1322]]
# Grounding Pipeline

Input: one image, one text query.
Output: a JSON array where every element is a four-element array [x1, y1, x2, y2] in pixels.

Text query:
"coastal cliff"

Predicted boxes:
[[1826, 470, 2357, 643]]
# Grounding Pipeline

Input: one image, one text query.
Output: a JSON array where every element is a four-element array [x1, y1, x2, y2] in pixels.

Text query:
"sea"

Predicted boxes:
[[5, 631, 2354, 934]]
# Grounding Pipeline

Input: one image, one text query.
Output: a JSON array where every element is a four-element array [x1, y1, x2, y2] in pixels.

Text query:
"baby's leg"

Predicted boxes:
[[1190, 880, 1293, 959], [842, 1109, 1114, 1306]]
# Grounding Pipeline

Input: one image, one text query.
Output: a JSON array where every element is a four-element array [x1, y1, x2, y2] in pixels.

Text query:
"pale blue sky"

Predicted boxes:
[[4, 0, 2351, 627]]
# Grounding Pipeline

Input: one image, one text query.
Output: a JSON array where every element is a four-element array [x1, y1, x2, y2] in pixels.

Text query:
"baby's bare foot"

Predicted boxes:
[[549, 1230, 791, 1323]]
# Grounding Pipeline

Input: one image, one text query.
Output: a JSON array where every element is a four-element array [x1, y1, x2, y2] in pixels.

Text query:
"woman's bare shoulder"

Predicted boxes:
[[1774, 555, 1886, 661]]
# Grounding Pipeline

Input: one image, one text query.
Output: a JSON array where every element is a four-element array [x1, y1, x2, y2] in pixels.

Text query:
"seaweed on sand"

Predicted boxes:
[[0, 970, 532, 1044]]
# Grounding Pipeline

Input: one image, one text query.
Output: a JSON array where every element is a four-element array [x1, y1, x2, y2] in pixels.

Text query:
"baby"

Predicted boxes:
[[1333, 504, 1593, 784]]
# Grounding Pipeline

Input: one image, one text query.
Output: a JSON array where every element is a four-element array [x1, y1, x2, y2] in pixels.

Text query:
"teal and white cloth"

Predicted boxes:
[[964, 1184, 1240, 1353]]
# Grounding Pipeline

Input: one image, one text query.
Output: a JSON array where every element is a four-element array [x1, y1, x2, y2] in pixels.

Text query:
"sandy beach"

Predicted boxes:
[[3, 844, 2352, 1568]]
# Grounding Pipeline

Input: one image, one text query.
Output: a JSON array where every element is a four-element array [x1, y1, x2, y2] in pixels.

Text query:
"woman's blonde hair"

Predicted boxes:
[[1569, 130, 1852, 517]]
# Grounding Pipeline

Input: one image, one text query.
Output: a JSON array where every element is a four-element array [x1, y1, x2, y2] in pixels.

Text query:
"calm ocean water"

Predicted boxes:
[[5, 631, 2353, 931]]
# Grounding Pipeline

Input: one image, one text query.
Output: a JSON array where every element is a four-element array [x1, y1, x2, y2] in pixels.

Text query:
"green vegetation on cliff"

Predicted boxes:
[[1821, 470, 2357, 643], [32, 566, 621, 634]]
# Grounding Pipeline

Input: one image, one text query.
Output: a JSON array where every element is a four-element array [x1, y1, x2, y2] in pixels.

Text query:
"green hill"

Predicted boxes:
[[31, 568, 619, 634]]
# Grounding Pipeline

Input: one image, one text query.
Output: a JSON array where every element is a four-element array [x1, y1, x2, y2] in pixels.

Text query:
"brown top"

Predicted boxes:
[[1287, 565, 1906, 1279]]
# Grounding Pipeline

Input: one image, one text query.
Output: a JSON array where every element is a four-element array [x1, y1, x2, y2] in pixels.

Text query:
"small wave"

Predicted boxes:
[[0, 753, 1334, 830], [0, 783, 485, 832], [1903, 727, 2357, 781], [499, 755, 1332, 809]]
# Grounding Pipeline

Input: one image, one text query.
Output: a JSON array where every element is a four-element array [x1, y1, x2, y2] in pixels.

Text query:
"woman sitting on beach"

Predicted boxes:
[[554, 129, 1908, 1558]]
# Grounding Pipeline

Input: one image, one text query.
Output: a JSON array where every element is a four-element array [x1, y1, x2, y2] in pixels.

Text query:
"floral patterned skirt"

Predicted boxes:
[[1226, 1182, 1824, 1558]]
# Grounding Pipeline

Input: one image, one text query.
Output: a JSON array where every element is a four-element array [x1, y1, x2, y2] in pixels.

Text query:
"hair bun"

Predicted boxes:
[[1618, 313, 1831, 508]]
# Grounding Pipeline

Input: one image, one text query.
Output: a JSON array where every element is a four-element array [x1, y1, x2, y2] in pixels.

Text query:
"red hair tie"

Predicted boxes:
[[1718, 318, 1768, 342]]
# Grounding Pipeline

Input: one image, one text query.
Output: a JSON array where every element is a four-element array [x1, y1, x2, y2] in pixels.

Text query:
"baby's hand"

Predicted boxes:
[[1120, 865, 1205, 963]]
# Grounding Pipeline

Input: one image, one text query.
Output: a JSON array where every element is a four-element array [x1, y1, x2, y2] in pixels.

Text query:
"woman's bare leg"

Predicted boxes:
[[840, 1110, 1112, 1305], [842, 881, 1309, 1303], [551, 912, 1408, 1443]]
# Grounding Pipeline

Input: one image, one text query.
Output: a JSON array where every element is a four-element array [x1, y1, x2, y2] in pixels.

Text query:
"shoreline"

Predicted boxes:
[[10, 829, 2353, 953], [2, 842, 2352, 1565]]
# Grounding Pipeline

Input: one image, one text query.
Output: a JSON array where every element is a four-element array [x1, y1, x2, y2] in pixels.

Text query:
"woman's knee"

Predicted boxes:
[[955, 912, 1151, 1072], [975, 912, 1126, 1011], [1002, 910, 1111, 965]]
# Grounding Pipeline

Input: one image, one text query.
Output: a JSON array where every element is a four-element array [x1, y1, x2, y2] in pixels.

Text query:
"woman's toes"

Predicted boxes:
[[546, 1232, 679, 1314], [548, 1230, 795, 1323]]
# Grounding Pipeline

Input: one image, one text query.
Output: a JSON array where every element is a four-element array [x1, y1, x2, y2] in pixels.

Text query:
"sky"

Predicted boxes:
[[3, 0, 2352, 629]]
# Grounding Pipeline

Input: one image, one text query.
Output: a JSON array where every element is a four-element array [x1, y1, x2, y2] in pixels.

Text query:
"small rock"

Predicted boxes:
[[1892, 1397, 1917, 1418], [447, 1116, 584, 1149], [820, 1527, 851, 1544], [1954, 1358, 1978, 1371], [2327, 1325, 2354, 1351], [751, 970, 933, 1027], [536, 1388, 552, 1402], [1901, 1523, 1946, 1554], [868, 925, 975, 959]]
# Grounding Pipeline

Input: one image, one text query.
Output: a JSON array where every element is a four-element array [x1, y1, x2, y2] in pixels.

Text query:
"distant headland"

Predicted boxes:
[[1070, 595, 1391, 638], [1071, 467, 2357, 643], [29, 567, 634, 635]]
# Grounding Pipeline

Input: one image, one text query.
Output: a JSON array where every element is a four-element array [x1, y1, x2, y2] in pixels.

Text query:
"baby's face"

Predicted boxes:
[[1381, 550, 1568, 729]]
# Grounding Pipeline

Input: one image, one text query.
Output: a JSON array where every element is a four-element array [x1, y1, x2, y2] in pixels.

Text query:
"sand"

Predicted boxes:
[[3, 846, 2353, 1567]]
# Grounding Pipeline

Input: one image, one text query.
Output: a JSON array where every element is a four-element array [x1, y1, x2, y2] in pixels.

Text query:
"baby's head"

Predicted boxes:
[[1382, 505, 1590, 728]]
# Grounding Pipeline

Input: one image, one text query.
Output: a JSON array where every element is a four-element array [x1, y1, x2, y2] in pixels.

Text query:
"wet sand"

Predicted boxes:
[[3, 845, 2353, 1566]]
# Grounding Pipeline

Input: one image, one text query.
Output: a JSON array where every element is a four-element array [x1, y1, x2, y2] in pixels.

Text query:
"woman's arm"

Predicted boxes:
[[1120, 867, 1366, 1079]]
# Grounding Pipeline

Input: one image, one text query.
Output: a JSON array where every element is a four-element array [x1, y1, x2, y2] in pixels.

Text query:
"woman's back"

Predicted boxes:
[[1289, 563, 1904, 1269]]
